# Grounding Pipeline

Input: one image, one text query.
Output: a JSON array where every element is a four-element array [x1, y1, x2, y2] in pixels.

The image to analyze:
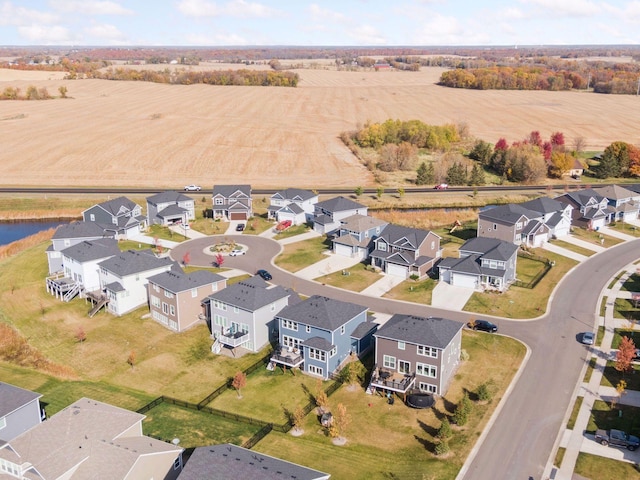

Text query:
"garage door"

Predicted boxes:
[[230, 212, 247, 220], [452, 273, 477, 288], [387, 263, 408, 278], [592, 218, 606, 230], [335, 243, 353, 257]]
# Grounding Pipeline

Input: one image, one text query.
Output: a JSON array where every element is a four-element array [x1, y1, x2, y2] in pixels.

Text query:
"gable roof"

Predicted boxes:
[[479, 203, 536, 225], [271, 188, 317, 202], [208, 277, 289, 311], [0, 383, 41, 418], [157, 204, 189, 218], [374, 314, 464, 349], [459, 237, 518, 261], [212, 185, 251, 198], [339, 214, 387, 232], [98, 249, 176, 276], [520, 197, 566, 215], [61, 238, 120, 263], [148, 269, 225, 294], [315, 196, 365, 213], [594, 184, 640, 201], [93, 196, 139, 216], [276, 295, 367, 331], [179, 444, 330, 480], [563, 188, 606, 207], [375, 224, 436, 249], [52, 221, 112, 240], [147, 191, 193, 205]]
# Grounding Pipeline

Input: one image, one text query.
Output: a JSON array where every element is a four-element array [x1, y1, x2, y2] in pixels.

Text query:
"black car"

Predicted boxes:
[[469, 319, 498, 333], [236, 223, 245, 232], [256, 269, 272, 281]]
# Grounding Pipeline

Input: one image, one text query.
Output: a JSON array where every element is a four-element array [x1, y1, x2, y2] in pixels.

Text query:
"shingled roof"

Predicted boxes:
[[276, 295, 367, 331], [148, 269, 225, 294], [98, 249, 176, 276], [374, 314, 463, 349], [208, 277, 289, 311]]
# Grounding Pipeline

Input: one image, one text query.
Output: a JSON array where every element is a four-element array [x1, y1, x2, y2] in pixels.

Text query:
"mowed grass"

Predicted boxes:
[[613, 298, 640, 322], [549, 238, 595, 257], [586, 400, 640, 434], [253, 331, 526, 480], [515, 255, 548, 284], [609, 222, 640, 238], [464, 250, 577, 318], [384, 276, 437, 305], [274, 236, 330, 272], [601, 362, 640, 391], [315, 263, 382, 291], [243, 215, 275, 235], [575, 453, 640, 480], [570, 228, 623, 248], [622, 273, 640, 292], [149, 224, 187, 242], [274, 224, 312, 240]]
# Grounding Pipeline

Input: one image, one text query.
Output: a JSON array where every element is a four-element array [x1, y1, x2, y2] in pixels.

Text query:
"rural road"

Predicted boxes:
[[171, 234, 640, 479]]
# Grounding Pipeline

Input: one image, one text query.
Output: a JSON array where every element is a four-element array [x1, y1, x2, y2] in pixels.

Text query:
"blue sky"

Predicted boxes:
[[0, 0, 639, 46]]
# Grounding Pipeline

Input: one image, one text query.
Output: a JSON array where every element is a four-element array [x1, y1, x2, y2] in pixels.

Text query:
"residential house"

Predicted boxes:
[[369, 224, 441, 278], [46, 221, 113, 274], [332, 214, 388, 259], [98, 249, 177, 316], [520, 197, 573, 239], [312, 196, 367, 234], [556, 189, 615, 230], [148, 270, 227, 332], [270, 295, 377, 380], [438, 237, 519, 291], [268, 188, 318, 225], [179, 444, 330, 480], [568, 157, 585, 178], [211, 185, 252, 220], [82, 196, 146, 239], [203, 275, 297, 354], [147, 191, 196, 226], [0, 383, 43, 442], [369, 314, 464, 397], [593, 185, 640, 222], [0, 397, 183, 480]]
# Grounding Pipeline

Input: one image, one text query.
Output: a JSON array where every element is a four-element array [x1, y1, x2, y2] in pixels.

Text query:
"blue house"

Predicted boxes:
[[270, 295, 377, 379]]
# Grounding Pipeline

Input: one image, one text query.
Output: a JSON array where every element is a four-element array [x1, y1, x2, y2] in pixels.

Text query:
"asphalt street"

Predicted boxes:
[[171, 234, 640, 480]]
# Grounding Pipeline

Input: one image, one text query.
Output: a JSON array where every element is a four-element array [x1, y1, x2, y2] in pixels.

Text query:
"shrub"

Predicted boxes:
[[453, 392, 473, 426], [437, 418, 452, 439], [476, 381, 494, 402], [434, 439, 450, 455]]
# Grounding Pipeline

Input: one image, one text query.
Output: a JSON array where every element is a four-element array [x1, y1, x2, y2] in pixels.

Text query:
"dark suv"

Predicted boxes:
[[468, 319, 498, 333], [256, 269, 272, 281], [595, 429, 640, 451]]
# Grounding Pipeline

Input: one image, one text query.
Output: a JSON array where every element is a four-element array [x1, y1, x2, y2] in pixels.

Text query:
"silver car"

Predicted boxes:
[[582, 332, 594, 345]]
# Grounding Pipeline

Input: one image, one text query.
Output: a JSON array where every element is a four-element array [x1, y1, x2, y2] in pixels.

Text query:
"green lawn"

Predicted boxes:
[[583, 357, 597, 383], [575, 452, 640, 480], [383, 276, 436, 305], [622, 274, 640, 292], [611, 329, 640, 349], [274, 236, 331, 272], [601, 362, 640, 391], [274, 224, 312, 240], [571, 227, 623, 248], [549, 238, 595, 257], [148, 224, 187, 242], [609, 222, 640, 238], [116, 240, 153, 251], [596, 325, 606, 347], [554, 447, 565, 468], [614, 298, 640, 322], [515, 255, 548, 284], [189, 218, 228, 235], [315, 263, 382, 291], [600, 296, 608, 317], [567, 396, 583, 430], [243, 215, 275, 236], [586, 400, 640, 435], [609, 271, 625, 289]]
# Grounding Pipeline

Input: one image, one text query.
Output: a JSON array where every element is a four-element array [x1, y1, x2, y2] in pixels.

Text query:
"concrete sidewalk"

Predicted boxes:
[[130, 234, 181, 250], [564, 234, 606, 253], [598, 226, 636, 242], [540, 241, 588, 262], [168, 224, 207, 239]]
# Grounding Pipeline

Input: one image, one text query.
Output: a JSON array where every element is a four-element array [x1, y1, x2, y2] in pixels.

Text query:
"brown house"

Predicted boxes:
[[148, 269, 227, 332], [369, 314, 464, 397]]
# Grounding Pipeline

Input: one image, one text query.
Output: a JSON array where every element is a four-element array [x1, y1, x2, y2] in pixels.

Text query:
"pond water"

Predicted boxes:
[[0, 220, 66, 247]]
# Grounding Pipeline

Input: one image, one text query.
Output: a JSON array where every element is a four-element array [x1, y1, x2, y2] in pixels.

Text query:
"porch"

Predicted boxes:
[[368, 364, 416, 397], [269, 346, 304, 368], [46, 274, 81, 302]]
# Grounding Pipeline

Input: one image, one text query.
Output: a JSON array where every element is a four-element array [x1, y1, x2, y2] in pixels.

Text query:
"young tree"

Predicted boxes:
[[628, 144, 640, 177], [75, 326, 86, 344], [354, 186, 363, 197], [476, 381, 494, 402], [232, 371, 247, 398], [550, 131, 565, 149], [615, 336, 636, 374], [315, 380, 329, 413], [215, 253, 224, 267], [435, 439, 450, 456], [494, 138, 509, 152], [182, 251, 191, 266], [291, 405, 305, 432], [437, 417, 452, 440], [329, 403, 351, 440], [127, 350, 136, 370], [453, 392, 473, 426], [376, 186, 384, 199], [446, 161, 467, 185], [573, 135, 586, 153], [397, 187, 405, 199], [528, 131, 543, 148], [339, 360, 367, 386]]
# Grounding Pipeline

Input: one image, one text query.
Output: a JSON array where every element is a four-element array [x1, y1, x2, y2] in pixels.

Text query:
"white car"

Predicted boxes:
[[229, 249, 245, 256], [184, 184, 201, 191]]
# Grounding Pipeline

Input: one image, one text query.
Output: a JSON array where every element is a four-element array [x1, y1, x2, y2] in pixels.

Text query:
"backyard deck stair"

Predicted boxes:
[[62, 283, 81, 302], [266, 361, 275, 371], [88, 297, 108, 317], [212, 337, 221, 354]]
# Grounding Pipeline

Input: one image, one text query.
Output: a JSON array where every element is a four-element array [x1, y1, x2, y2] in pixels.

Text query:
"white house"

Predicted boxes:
[[312, 196, 368, 234], [268, 188, 318, 225]]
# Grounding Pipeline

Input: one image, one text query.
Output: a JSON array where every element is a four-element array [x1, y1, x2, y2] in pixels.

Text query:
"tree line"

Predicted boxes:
[[1, 85, 68, 100]]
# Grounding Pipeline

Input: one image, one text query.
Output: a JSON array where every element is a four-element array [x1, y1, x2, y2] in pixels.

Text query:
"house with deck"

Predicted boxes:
[[148, 270, 227, 332], [46, 221, 113, 275], [0, 397, 183, 480], [332, 214, 388, 259], [312, 196, 367, 234], [212, 185, 252, 220], [202, 275, 297, 354], [268, 188, 318, 225], [270, 295, 377, 380], [0, 383, 44, 442], [369, 314, 464, 397], [147, 191, 196, 226], [82, 196, 146, 239], [369, 224, 441, 278]]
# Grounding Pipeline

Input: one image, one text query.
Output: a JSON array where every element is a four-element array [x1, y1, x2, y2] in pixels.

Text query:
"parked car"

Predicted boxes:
[[468, 319, 498, 333], [256, 269, 272, 281], [236, 223, 245, 232], [434, 183, 449, 190], [276, 220, 293, 231], [581, 332, 594, 345], [229, 249, 245, 256], [184, 184, 201, 191], [595, 429, 640, 451], [634, 348, 640, 360]]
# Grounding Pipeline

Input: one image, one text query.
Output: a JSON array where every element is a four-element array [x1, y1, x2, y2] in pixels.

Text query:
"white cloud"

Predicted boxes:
[[85, 23, 127, 42], [413, 14, 489, 45], [523, 0, 601, 17], [177, 0, 275, 18], [308, 4, 346, 22], [0, 2, 59, 26], [348, 25, 387, 45], [18, 24, 72, 43], [501, 7, 527, 20], [49, 0, 133, 15]]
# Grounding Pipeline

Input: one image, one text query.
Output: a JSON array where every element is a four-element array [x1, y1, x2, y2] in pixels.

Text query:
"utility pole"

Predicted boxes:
[[637, 76, 640, 96]]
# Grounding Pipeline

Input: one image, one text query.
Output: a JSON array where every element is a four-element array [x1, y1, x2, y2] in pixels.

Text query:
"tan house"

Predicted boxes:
[[148, 269, 227, 332], [0, 397, 183, 480]]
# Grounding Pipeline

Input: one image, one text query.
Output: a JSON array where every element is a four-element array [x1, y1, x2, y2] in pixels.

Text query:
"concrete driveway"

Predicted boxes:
[[295, 253, 362, 280], [562, 234, 605, 253], [431, 282, 474, 311], [540, 241, 588, 262]]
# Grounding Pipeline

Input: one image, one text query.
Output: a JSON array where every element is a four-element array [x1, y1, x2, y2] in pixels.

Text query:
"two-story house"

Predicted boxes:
[[270, 295, 377, 380], [556, 189, 615, 230], [332, 214, 388, 259], [0, 397, 183, 480], [438, 237, 519, 291], [369, 224, 441, 278], [98, 249, 178, 316], [0, 383, 43, 442], [148, 269, 227, 332], [46, 221, 113, 275], [268, 188, 318, 225], [593, 185, 640, 223], [520, 197, 573, 239], [82, 196, 146, 239], [203, 275, 297, 354], [312, 196, 367, 234], [212, 185, 252, 220], [147, 191, 196, 226], [369, 314, 464, 397]]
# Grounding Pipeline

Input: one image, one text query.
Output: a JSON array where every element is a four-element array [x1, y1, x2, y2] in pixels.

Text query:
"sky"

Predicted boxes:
[[1, 0, 639, 46]]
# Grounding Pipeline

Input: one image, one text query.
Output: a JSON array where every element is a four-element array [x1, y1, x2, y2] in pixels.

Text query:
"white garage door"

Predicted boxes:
[[387, 263, 408, 278], [439, 268, 451, 283], [335, 243, 353, 257], [592, 218, 606, 230], [452, 273, 477, 289]]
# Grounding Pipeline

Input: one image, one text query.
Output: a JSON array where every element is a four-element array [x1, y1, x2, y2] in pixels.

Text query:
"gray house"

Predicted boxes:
[[212, 185, 252, 220], [146, 191, 196, 226], [0, 383, 43, 442], [438, 237, 518, 291], [203, 276, 297, 354], [270, 295, 377, 380], [46, 221, 113, 274], [312, 196, 367, 234], [332, 214, 388, 259], [556, 189, 614, 230], [370, 314, 464, 397], [268, 188, 319, 225], [593, 185, 640, 222], [82, 196, 146, 239], [179, 444, 330, 480]]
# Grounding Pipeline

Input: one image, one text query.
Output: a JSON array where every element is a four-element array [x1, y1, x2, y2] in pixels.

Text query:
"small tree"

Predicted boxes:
[[127, 350, 136, 370], [616, 336, 636, 374], [75, 326, 86, 344], [376, 186, 384, 199], [58, 86, 68, 98], [437, 417, 452, 440], [339, 360, 366, 386], [453, 392, 473, 426], [354, 186, 363, 197], [416, 162, 433, 185], [476, 381, 493, 402], [330, 403, 350, 440], [215, 253, 224, 267], [434, 438, 450, 456], [232, 371, 247, 398], [315, 380, 329, 413], [291, 405, 305, 432], [397, 187, 405, 199], [182, 251, 191, 266]]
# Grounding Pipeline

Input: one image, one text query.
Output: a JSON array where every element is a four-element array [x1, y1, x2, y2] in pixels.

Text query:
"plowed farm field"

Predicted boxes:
[[1, 66, 639, 189]]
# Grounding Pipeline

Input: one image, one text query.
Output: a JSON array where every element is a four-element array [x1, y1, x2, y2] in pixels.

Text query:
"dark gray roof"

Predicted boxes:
[[0, 383, 42, 418], [520, 197, 565, 215], [374, 314, 464, 349], [94, 196, 139, 216], [271, 188, 317, 202], [459, 237, 518, 261], [147, 191, 193, 205], [594, 184, 640, 201], [208, 278, 289, 311], [105, 281, 125, 292], [350, 320, 378, 339], [315, 196, 365, 213], [439, 254, 482, 275], [302, 336, 334, 351], [479, 203, 536, 225], [376, 224, 435, 249], [52, 221, 111, 240], [521, 220, 548, 236], [157, 204, 188, 218], [61, 238, 120, 263], [563, 189, 606, 207], [546, 211, 564, 228], [212, 185, 251, 198], [626, 184, 640, 195], [179, 444, 330, 480], [276, 295, 367, 331], [148, 270, 225, 293], [98, 249, 175, 276], [313, 214, 333, 226]]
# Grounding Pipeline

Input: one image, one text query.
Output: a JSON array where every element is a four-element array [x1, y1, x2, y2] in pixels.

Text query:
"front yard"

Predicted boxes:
[[274, 236, 330, 272], [586, 399, 640, 435], [315, 263, 382, 292], [383, 276, 437, 304], [571, 228, 623, 248], [613, 298, 640, 322]]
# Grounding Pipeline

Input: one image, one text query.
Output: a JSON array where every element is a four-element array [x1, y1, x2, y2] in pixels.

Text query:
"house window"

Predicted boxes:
[[169, 319, 177, 330], [383, 355, 396, 369], [162, 302, 169, 314], [0, 458, 20, 476], [493, 223, 497, 230], [191, 288, 198, 298], [398, 360, 411, 374], [170, 305, 175, 316], [308, 348, 326, 362], [417, 345, 438, 358], [213, 300, 227, 311], [306, 325, 311, 333], [151, 295, 161, 308], [153, 284, 160, 292], [212, 283, 218, 292], [214, 315, 226, 327], [340, 325, 345, 334], [516, 222, 523, 229], [419, 382, 437, 394], [417, 363, 437, 378], [282, 335, 301, 349], [215, 198, 224, 205], [378, 242, 387, 252], [233, 306, 239, 314], [330, 347, 337, 357], [282, 319, 298, 331], [164, 290, 174, 298], [398, 341, 405, 350], [308, 365, 323, 377], [173, 456, 182, 470], [431, 241, 435, 250], [489, 260, 498, 269]]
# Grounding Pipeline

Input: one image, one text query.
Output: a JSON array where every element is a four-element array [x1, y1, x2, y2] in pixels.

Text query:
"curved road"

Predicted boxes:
[[172, 234, 640, 479]]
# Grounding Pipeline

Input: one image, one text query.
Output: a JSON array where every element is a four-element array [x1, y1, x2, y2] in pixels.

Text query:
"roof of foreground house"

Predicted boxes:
[[208, 277, 290, 311], [0, 383, 41, 418], [212, 185, 251, 198], [98, 249, 176, 276], [276, 295, 367, 331], [92, 196, 139, 216], [374, 224, 436, 249], [374, 314, 464, 348], [459, 237, 518, 261], [520, 197, 566, 215], [148, 269, 225, 293], [52, 221, 112, 240], [479, 203, 537, 225]]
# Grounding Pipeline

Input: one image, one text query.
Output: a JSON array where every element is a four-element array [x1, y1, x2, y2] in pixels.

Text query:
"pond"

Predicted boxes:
[[0, 220, 66, 247]]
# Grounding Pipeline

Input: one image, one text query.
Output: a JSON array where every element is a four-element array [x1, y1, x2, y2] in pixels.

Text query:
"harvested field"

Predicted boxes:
[[1, 66, 639, 189]]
